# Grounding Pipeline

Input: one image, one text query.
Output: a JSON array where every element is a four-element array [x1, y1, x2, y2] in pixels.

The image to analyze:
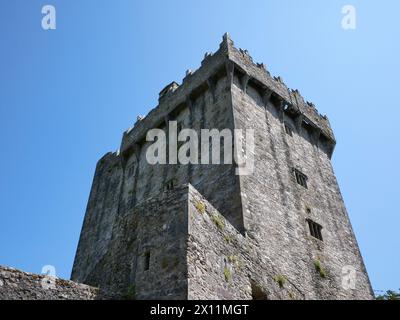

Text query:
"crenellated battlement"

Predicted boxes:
[[120, 33, 335, 160], [224, 33, 335, 146]]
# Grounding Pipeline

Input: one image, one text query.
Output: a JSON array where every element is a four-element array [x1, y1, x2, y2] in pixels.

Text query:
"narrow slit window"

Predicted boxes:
[[144, 251, 150, 271], [284, 122, 293, 137], [307, 219, 323, 241], [294, 169, 308, 189], [127, 164, 135, 177], [165, 179, 175, 191]]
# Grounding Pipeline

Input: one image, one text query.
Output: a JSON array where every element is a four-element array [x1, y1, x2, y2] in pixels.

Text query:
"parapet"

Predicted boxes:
[[0, 266, 99, 300], [120, 33, 336, 158], [119, 37, 229, 157], [159, 81, 180, 103], [225, 33, 335, 145]]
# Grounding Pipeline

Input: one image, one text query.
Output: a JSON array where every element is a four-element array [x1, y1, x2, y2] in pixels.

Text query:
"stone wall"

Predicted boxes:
[[187, 184, 304, 300], [72, 37, 245, 285], [72, 151, 123, 283], [0, 266, 98, 300], [73, 184, 190, 299], [231, 74, 373, 299], [70, 33, 373, 300]]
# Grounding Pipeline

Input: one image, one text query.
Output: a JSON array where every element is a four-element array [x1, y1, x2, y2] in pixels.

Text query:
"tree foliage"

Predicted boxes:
[[376, 289, 400, 300]]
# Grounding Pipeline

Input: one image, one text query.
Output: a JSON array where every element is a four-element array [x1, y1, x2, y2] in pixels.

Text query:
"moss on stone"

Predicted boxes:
[[314, 260, 327, 278], [274, 275, 286, 288], [223, 266, 231, 282], [228, 255, 244, 271], [122, 284, 136, 300], [194, 201, 205, 214], [212, 214, 225, 230], [224, 234, 232, 243], [228, 255, 237, 264]]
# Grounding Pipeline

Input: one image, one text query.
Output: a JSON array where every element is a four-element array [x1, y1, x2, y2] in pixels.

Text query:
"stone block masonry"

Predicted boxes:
[[70, 33, 373, 299], [0, 266, 98, 300], [0, 33, 373, 300], [187, 184, 305, 300]]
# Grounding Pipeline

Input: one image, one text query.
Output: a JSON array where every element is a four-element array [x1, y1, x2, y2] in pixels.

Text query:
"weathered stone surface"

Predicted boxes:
[[69, 33, 372, 300], [0, 266, 98, 300], [76, 185, 190, 300], [187, 185, 305, 300]]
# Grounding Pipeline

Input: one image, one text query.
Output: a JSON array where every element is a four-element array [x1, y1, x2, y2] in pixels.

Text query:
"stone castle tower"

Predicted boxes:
[[71, 34, 373, 300]]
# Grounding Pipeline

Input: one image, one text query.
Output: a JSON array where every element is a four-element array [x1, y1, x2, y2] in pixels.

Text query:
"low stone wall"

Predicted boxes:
[[0, 266, 98, 300]]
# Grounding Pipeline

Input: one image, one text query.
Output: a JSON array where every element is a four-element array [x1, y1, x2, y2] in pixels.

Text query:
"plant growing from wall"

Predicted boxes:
[[274, 275, 286, 288], [194, 200, 205, 214], [314, 260, 327, 278], [224, 234, 232, 243], [228, 255, 244, 271], [223, 266, 232, 282], [228, 255, 238, 264], [122, 284, 136, 300], [212, 214, 225, 230]]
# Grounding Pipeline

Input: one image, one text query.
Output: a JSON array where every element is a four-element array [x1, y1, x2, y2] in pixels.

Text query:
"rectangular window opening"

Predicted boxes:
[[294, 169, 308, 189], [144, 251, 151, 271], [307, 219, 323, 241], [165, 179, 175, 191]]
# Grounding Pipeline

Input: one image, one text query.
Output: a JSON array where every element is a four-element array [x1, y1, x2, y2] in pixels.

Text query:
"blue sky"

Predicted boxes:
[[0, 0, 399, 294]]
